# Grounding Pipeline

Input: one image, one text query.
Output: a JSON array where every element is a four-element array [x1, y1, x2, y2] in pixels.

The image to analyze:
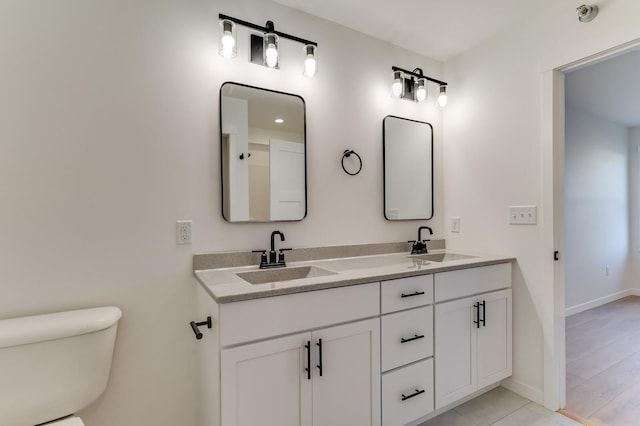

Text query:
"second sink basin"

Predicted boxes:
[[237, 266, 338, 285], [409, 253, 477, 262]]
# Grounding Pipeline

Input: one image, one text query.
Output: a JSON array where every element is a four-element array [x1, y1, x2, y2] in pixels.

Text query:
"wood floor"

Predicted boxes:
[[565, 295, 640, 425]]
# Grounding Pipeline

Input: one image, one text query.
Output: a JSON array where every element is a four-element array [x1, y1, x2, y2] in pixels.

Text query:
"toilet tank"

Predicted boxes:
[[0, 306, 122, 426]]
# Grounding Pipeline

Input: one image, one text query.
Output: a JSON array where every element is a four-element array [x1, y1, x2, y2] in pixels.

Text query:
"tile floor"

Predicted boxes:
[[418, 387, 581, 426], [565, 295, 640, 425]]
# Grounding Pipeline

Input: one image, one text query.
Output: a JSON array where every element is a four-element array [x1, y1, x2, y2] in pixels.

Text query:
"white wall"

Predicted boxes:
[[443, 0, 640, 406], [0, 1, 443, 425], [564, 106, 630, 311]]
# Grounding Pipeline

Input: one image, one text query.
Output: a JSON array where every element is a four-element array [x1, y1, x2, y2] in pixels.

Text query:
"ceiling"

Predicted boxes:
[[565, 49, 640, 128], [273, 0, 558, 61]]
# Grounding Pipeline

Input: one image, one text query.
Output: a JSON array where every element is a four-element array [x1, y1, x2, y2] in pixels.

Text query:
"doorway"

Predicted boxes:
[[546, 40, 640, 414]]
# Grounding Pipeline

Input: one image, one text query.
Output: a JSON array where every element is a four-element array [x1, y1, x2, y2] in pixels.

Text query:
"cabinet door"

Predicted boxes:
[[434, 296, 477, 409], [220, 332, 312, 426], [312, 318, 381, 426], [477, 289, 512, 388]]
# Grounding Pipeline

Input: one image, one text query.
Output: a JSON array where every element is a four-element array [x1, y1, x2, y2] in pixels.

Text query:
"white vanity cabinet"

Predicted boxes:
[[196, 257, 513, 426], [197, 282, 381, 426], [433, 264, 512, 410], [380, 275, 434, 426]]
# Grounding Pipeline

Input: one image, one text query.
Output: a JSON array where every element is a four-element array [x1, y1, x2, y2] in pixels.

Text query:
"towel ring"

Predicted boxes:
[[341, 150, 362, 176]]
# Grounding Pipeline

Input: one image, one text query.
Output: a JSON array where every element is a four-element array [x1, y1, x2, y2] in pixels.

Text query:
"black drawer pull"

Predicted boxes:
[[401, 291, 425, 298], [473, 302, 480, 328], [304, 341, 311, 380], [401, 388, 425, 401], [316, 338, 323, 377], [400, 334, 425, 344]]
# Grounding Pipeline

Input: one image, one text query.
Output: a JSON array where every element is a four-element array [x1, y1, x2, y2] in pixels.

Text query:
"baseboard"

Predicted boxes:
[[565, 289, 637, 317], [500, 377, 544, 405]]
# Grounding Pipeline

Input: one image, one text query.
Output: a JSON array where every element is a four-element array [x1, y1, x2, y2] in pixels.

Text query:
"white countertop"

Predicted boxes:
[[195, 250, 515, 303]]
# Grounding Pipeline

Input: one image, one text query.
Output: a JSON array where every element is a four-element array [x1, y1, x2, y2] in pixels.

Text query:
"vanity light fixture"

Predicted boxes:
[[391, 66, 448, 107], [218, 13, 318, 76]]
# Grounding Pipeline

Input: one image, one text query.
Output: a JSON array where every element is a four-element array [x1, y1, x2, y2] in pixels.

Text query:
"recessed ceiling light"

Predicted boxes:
[[275, 118, 284, 124]]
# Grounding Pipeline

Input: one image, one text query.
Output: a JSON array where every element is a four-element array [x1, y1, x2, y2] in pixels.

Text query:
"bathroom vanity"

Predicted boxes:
[[194, 242, 513, 426]]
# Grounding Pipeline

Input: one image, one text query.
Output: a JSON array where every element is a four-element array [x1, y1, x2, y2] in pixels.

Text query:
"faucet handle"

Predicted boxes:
[[252, 249, 268, 267], [278, 248, 292, 264]]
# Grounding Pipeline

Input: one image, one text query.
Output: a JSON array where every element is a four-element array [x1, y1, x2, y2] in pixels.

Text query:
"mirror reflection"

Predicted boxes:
[[383, 115, 433, 220], [220, 82, 307, 222]]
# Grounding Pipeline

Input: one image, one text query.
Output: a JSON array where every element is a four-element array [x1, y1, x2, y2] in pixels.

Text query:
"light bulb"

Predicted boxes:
[[392, 71, 403, 97], [221, 33, 235, 58], [438, 85, 448, 108], [264, 34, 278, 68], [303, 45, 317, 77], [416, 79, 427, 102], [219, 20, 236, 59]]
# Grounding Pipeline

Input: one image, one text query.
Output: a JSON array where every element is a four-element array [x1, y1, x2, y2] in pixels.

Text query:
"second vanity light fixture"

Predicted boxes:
[[218, 13, 318, 77], [391, 66, 448, 107]]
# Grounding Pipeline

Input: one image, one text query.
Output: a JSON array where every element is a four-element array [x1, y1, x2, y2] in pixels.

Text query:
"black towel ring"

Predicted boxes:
[[341, 150, 362, 176]]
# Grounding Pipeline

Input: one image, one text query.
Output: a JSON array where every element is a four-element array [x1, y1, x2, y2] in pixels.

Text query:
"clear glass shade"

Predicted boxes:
[[303, 44, 317, 77], [219, 20, 236, 59], [264, 33, 279, 68], [392, 71, 404, 97]]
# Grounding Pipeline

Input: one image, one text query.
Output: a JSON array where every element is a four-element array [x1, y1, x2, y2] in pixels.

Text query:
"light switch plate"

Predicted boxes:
[[509, 206, 537, 225]]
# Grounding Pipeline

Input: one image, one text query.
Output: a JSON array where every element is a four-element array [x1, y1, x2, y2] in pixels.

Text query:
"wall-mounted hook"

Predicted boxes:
[[239, 152, 251, 160]]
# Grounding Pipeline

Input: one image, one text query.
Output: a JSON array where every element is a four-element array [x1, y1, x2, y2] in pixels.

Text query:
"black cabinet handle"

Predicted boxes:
[[316, 339, 323, 377], [304, 341, 311, 380], [480, 300, 486, 327], [189, 316, 212, 340], [473, 302, 480, 328], [401, 291, 425, 298], [401, 388, 425, 401], [400, 334, 425, 344]]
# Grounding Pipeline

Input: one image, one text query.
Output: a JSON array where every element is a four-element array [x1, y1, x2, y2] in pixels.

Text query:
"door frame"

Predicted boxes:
[[543, 38, 640, 410]]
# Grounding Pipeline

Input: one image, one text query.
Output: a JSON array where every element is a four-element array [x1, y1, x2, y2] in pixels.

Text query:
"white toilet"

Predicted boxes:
[[0, 306, 122, 426]]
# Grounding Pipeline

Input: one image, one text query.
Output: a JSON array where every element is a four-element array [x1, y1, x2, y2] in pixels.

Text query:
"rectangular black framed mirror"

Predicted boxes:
[[383, 115, 434, 220], [220, 82, 307, 222]]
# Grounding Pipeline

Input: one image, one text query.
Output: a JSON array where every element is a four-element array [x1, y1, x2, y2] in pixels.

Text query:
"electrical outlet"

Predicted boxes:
[[451, 216, 461, 233], [509, 206, 537, 225], [176, 220, 192, 244]]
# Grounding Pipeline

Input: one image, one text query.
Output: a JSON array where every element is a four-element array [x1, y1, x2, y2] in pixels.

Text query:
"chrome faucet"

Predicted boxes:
[[253, 230, 291, 269], [409, 226, 433, 254]]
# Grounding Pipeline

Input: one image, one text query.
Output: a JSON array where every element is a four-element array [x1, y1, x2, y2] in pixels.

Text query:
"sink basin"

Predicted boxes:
[[237, 266, 338, 285], [408, 253, 477, 262]]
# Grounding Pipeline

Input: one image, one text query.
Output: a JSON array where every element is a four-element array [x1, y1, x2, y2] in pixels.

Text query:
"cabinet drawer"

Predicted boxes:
[[381, 275, 433, 314], [382, 358, 434, 426], [219, 282, 380, 346], [381, 306, 433, 372], [434, 263, 511, 302]]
